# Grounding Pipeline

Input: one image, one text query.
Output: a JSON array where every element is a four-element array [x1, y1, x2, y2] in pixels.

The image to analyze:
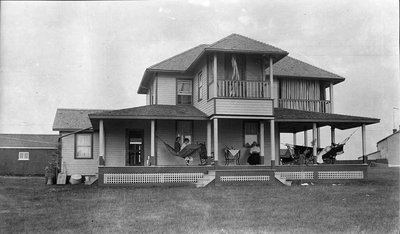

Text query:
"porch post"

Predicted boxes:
[[213, 53, 218, 97], [331, 127, 336, 144], [151, 119, 155, 157], [99, 119, 105, 166], [312, 123, 317, 161], [269, 57, 275, 105], [293, 132, 297, 145], [329, 82, 334, 113], [304, 130, 308, 146], [207, 120, 212, 157], [213, 118, 219, 163], [270, 119, 275, 166], [260, 120, 265, 164], [317, 127, 321, 148], [362, 124, 367, 164]]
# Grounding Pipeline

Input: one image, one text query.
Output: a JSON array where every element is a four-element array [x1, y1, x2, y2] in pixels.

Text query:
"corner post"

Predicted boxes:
[[151, 119, 155, 157], [213, 118, 219, 163], [99, 119, 105, 166], [362, 124, 367, 164], [207, 120, 212, 157], [270, 119, 275, 166], [329, 82, 334, 113], [293, 132, 297, 145], [269, 57, 275, 105], [304, 130, 308, 146], [213, 53, 218, 98], [312, 123, 317, 161], [260, 120, 265, 164]]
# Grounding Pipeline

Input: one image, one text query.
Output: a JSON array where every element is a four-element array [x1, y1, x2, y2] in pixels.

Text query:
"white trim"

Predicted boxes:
[[0, 147, 57, 149], [210, 115, 274, 120]]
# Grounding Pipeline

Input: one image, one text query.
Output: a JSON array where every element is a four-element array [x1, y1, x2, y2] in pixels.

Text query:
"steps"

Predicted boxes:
[[194, 170, 216, 188], [274, 173, 292, 186]]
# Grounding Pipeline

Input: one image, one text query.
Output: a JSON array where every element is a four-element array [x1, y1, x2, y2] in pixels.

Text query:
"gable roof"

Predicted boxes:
[[266, 56, 345, 84], [275, 108, 380, 133], [206, 34, 288, 55], [89, 105, 208, 120], [148, 44, 209, 72], [53, 109, 110, 131], [0, 134, 59, 148]]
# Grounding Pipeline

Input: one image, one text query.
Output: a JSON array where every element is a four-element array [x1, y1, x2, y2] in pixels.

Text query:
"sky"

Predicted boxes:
[[1, 0, 399, 159]]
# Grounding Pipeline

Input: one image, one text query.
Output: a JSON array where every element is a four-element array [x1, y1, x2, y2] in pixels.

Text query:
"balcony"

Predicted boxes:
[[217, 80, 270, 99], [278, 99, 331, 113]]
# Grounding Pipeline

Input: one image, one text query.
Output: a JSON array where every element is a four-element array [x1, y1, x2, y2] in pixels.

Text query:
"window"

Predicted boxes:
[[75, 133, 92, 159], [177, 80, 192, 105], [18, 152, 29, 160], [197, 71, 203, 101], [244, 121, 259, 147], [176, 121, 193, 144]]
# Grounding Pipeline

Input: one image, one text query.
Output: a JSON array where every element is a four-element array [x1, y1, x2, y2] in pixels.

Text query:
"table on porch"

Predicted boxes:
[[224, 148, 240, 165]]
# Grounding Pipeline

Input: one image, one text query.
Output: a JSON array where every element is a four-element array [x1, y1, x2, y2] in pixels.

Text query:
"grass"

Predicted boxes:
[[0, 166, 399, 234]]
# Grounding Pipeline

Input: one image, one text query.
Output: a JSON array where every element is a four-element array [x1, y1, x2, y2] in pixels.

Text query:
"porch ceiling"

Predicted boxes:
[[275, 108, 380, 133]]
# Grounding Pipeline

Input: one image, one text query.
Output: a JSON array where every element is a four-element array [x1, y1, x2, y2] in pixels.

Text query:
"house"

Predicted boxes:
[[0, 134, 59, 175], [359, 129, 399, 167], [53, 34, 379, 186]]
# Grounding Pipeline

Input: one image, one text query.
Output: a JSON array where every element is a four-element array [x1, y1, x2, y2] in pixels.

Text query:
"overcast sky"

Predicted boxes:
[[1, 0, 399, 159]]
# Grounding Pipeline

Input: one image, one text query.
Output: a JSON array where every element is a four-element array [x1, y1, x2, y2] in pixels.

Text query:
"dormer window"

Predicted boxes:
[[177, 79, 192, 105]]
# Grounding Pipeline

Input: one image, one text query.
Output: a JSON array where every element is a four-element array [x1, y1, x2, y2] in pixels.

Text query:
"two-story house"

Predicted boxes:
[[53, 34, 379, 186]]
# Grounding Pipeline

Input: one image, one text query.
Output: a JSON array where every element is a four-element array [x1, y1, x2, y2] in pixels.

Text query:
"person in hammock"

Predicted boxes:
[[181, 138, 193, 165]]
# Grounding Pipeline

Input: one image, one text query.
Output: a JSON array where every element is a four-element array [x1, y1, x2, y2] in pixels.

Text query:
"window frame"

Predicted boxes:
[[176, 79, 193, 105], [243, 121, 260, 147], [18, 152, 29, 160], [74, 133, 93, 159], [197, 71, 203, 101]]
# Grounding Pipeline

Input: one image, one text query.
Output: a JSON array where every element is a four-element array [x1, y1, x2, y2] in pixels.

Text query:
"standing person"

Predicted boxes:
[[174, 137, 181, 152], [247, 141, 261, 165]]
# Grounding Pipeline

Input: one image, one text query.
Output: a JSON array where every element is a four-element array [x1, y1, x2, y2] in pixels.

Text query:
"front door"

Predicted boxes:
[[126, 130, 144, 166]]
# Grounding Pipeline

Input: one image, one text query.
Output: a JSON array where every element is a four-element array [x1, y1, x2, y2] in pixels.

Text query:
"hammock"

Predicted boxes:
[[157, 136, 202, 159]]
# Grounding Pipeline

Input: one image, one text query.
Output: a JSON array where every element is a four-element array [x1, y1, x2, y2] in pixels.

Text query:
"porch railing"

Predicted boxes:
[[278, 99, 331, 113], [217, 80, 270, 99]]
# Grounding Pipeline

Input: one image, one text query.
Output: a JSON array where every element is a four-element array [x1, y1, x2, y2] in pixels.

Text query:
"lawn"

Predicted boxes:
[[1, 165, 399, 234]]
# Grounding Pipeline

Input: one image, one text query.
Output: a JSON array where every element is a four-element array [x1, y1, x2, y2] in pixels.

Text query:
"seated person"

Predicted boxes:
[[247, 141, 261, 165], [174, 137, 181, 152]]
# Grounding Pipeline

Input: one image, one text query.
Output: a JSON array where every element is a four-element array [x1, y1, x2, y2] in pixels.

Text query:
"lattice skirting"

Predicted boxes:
[[318, 171, 364, 179], [104, 173, 203, 184], [275, 171, 314, 180], [220, 175, 270, 182]]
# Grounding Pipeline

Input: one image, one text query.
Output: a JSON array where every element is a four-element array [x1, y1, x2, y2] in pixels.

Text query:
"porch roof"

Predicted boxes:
[[274, 108, 380, 133], [88, 105, 208, 120]]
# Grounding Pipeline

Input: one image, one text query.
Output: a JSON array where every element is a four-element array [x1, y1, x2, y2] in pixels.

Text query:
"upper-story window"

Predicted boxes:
[[177, 79, 192, 105], [197, 71, 203, 101]]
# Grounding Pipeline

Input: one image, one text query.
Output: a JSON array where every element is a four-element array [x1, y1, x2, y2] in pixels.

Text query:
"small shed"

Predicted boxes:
[[0, 134, 59, 175]]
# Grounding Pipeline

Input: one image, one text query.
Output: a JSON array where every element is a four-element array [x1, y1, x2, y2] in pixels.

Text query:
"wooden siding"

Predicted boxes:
[[215, 99, 273, 116], [193, 60, 215, 116], [103, 120, 151, 167], [61, 131, 99, 176], [156, 75, 176, 105]]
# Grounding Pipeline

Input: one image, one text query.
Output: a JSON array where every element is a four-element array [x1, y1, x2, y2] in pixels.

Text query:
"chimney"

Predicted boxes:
[[393, 129, 397, 134]]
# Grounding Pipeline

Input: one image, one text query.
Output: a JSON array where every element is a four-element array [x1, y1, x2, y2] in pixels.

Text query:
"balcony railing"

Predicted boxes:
[[278, 99, 332, 113], [217, 80, 270, 99]]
